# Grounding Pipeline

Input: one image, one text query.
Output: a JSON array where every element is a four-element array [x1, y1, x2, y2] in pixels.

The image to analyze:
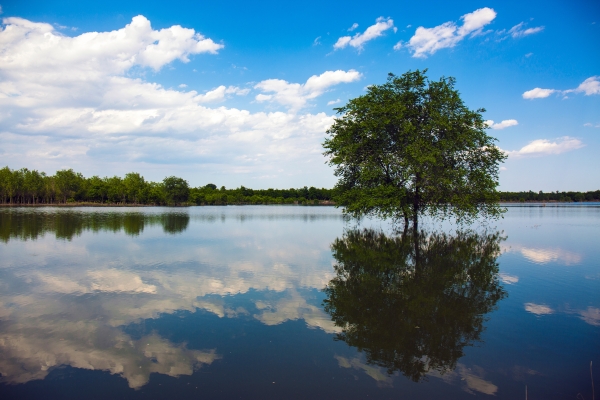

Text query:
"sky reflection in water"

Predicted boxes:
[[0, 205, 598, 399]]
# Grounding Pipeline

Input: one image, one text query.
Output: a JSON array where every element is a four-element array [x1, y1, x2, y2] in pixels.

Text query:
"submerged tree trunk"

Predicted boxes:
[[412, 173, 420, 232]]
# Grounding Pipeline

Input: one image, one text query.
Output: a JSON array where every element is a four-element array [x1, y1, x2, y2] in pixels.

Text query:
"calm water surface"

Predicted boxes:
[[0, 205, 598, 399]]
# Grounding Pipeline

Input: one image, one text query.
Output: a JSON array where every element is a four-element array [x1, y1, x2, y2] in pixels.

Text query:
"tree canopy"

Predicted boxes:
[[323, 70, 507, 226]]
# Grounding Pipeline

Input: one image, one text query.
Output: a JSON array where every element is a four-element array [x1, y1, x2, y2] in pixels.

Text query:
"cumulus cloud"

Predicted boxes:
[[506, 137, 584, 158], [566, 76, 600, 96], [327, 99, 341, 106], [348, 23, 359, 32], [508, 22, 544, 38], [485, 119, 518, 130], [334, 17, 394, 51], [1, 15, 222, 74], [196, 85, 249, 103], [254, 70, 361, 111], [403, 7, 496, 58], [0, 15, 344, 185], [522, 88, 557, 99], [523, 76, 600, 99]]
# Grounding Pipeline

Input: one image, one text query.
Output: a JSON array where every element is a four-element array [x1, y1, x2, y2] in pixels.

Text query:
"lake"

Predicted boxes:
[[0, 205, 598, 399]]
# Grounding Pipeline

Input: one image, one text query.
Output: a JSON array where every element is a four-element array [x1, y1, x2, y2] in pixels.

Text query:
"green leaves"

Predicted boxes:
[[323, 70, 506, 225]]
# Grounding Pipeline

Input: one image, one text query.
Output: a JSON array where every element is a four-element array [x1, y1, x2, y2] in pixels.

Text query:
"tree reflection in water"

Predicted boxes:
[[323, 228, 506, 382], [0, 210, 189, 241]]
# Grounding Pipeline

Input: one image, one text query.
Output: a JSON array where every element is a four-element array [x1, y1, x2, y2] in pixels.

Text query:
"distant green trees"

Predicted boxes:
[[1, 165, 596, 206], [0, 166, 334, 206], [498, 190, 600, 203]]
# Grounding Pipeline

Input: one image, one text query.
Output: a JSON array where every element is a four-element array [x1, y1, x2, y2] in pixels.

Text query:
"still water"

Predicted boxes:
[[0, 205, 598, 399]]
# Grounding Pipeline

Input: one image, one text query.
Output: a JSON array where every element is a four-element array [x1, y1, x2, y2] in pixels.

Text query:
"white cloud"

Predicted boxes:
[[178, 84, 187, 88], [254, 70, 361, 111], [0, 15, 222, 75], [348, 23, 359, 32], [334, 17, 394, 51], [313, 36, 321, 46], [522, 88, 557, 99], [405, 7, 496, 58], [584, 122, 600, 128], [485, 119, 518, 130], [523, 76, 600, 99], [524, 303, 554, 315], [506, 137, 584, 158], [0, 15, 346, 185], [508, 22, 545, 38], [327, 99, 341, 106], [568, 76, 600, 96], [196, 85, 249, 103]]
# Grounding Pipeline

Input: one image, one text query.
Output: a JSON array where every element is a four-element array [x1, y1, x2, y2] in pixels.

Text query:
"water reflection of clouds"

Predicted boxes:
[[0, 209, 343, 387], [334, 354, 500, 395], [499, 273, 519, 284], [0, 323, 219, 388], [435, 364, 499, 396], [524, 303, 600, 327], [524, 303, 554, 315], [254, 291, 341, 333], [502, 243, 582, 265], [30, 269, 157, 295], [578, 307, 600, 326], [334, 355, 393, 386]]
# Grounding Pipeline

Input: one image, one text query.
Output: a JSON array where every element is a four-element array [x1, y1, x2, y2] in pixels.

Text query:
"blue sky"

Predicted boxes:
[[0, 0, 598, 190]]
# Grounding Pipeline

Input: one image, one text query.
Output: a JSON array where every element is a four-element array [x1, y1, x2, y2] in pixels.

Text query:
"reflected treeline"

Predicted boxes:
[[323, 228, 506, 382], [0, 211, 189, 241]]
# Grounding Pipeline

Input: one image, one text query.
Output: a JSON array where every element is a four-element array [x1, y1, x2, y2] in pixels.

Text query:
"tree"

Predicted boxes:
[[124, 172, 146, 204], [163, 176, 189, 205], [323, 228, 505, 381], [323, 70, 506, 228], [23, 169, 44, 204], [106, 176, 126, 204], [87, 175, 108, 203], [54, 169, 83, 203]]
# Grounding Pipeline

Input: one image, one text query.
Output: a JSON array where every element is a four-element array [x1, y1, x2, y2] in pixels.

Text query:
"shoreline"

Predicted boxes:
[[0, 202, 337, 208]]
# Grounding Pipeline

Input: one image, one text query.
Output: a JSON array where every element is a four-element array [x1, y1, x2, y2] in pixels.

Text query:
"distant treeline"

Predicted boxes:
[[0, 167, 333, 206], [1, 167, 598, 206], [498, 190, 600, 203]]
